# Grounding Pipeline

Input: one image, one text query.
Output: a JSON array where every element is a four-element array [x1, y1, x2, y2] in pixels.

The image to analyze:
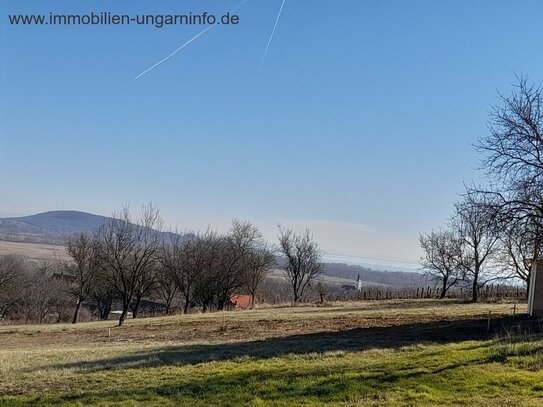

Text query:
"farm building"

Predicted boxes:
[[227, 294, 253, 310]]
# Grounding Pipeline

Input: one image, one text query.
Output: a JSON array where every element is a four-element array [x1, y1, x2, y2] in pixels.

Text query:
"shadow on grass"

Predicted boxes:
[[45, 315, 542, 373]]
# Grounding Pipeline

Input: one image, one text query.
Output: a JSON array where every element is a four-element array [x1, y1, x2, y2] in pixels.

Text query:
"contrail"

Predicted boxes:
[[134, 0, 249, 80], [133, 25, 215, 80], [260, 0, 286, 68]]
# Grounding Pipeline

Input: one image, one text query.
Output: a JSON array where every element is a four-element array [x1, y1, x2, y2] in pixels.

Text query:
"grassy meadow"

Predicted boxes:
[[1, 300, 542, 406]]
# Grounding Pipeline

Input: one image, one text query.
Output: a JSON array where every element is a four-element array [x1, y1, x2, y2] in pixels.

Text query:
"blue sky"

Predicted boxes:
[[1, 0, 543, 269]]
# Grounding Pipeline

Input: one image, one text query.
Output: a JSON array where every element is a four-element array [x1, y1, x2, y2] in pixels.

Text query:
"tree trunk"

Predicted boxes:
[[250, 291, 256, 309], [164, 300, 172, 315], [217, 292, 228, 311], [101, 300, 112, 320], [440, 278, 448, 299], [72, 298, 83, 324], [132, 295, 143, 319], [118, 299, 130, 326], [472, 274, 479, 303]]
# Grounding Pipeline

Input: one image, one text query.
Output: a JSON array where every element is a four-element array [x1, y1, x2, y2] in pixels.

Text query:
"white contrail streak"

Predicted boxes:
[[260, 0, 286, 68], [133, 0, 249, 80], [133, 25, 215, 80]]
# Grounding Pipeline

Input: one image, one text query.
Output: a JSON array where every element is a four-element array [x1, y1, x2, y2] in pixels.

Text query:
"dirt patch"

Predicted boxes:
[[0, 303, 524, 350]]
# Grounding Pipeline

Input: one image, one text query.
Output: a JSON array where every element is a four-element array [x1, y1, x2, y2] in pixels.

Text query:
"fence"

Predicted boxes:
[[329, 284, 527, 302]]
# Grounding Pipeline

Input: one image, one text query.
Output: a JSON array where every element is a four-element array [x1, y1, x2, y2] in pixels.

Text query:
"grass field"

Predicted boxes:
[[1, 300, 542, 406], [0, 240, 67, 262]]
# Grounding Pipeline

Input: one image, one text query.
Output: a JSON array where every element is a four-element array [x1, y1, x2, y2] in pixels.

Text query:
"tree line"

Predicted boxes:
[[0, 205, 324, 325], [420, 76, 543, 302]]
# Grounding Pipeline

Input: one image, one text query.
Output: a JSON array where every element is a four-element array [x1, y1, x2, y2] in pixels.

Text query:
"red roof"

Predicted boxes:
[[229, 294, 252, 309]]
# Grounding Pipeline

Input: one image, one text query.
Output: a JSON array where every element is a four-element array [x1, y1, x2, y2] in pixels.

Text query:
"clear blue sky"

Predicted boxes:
[[1, 0, 543, 269]]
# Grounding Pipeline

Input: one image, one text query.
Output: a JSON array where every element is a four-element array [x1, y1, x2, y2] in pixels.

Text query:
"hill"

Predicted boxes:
[[0, 211, 180, 246], [0, 211, 422, 287], [0, 211, 109, 245]]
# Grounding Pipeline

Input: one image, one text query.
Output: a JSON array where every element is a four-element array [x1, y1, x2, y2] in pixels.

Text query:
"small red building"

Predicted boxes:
[[228, 294, 253, 310]]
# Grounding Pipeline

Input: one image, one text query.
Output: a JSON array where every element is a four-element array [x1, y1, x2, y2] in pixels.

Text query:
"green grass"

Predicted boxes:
[[1, 300, 542, 406]]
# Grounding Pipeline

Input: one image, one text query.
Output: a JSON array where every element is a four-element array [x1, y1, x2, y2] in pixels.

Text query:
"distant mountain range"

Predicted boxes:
[[0, 211, 425, 287], [0, 211, 111, 244], [321, 262, 427, 289]]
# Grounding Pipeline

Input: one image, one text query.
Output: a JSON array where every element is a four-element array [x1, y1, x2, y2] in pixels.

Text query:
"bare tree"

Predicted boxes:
[[0, 255, 24, 289], [89, 274, 116, 320], [495, 217, 542, 286], [477, 76, 543, 203], [154, 265, 180, 315], [278, 226, 324, 304], [454, 193, 500, 302], [131, 263, 161, 318], [0, 256, 27, 320], [66, 233, 99, 323], [475, 76, 543, 294], [94, 204, 163, 326], [21, 266, 71, 323], [419, 229, 463, 298], [162, 231, 217, 314], [314, 281, 328, 304], [244, 245, 276, 308], [215, 220, 264, 310]]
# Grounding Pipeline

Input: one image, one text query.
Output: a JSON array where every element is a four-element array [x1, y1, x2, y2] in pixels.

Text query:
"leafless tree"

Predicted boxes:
[[473, 76, 543, 294], [66, 233, 99, 323], [154, 266, 180, 315], [419, 229, 463, 298], [0, 255, 27, 320], [244, 245, 276, 308], [278, 226, 324, 304], [162, 230, 217, 314], [454, 193, 501, 302], [495, 217, 543, 286], [94, 204, 163, 326], [89, 274, 116, 320], [131, 263, 161, 318], [314, 281, 328, 304], [0, 255, 24, 289], [477, 76, 543, 197], [215, 220, 265, 310], [19, 266, 71, 323], [475, 77, 543, 233]]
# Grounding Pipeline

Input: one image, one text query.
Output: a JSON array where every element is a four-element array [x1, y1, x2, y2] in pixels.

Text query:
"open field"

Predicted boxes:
[[1, 300, 542, 406], [0, 240, 68, 262]]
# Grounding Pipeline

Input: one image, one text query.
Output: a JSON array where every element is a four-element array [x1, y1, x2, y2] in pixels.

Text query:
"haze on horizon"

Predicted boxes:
[[2, 1, 543, 271]]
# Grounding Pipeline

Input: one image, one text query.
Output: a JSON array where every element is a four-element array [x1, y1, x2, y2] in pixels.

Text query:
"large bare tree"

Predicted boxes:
[[475, 76, 543, 290], [454, 193, 500, 302], [94, 204, 163, 326], [66, 233, 99, 323], [215, 220, 265, 310], [161, 231, 216, 314], [0, 255, 27, 320], [244, 245, 276, 308], [478, 76, 543, 202], [495, 217, 542, 286], [278, 226, 323, 304], [419, 229, 462, 298]]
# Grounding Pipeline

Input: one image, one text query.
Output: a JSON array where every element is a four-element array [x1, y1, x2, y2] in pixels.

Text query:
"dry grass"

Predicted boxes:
[[0, 240, 68, 262], [0, 299, 523, 348], [1, 299, 541, 406]]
